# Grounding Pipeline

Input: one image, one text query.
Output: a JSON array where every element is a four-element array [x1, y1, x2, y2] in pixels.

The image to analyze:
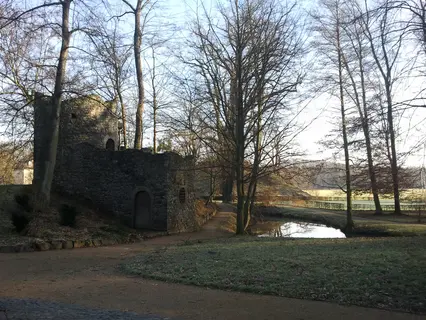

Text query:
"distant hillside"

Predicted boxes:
[[194, 170, 310, 201], [287, 161, 425, 191], [256, 174, 311, 201]]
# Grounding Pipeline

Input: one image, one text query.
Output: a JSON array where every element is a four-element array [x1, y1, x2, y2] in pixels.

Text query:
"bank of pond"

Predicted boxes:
[[249, 205, 426, 238]]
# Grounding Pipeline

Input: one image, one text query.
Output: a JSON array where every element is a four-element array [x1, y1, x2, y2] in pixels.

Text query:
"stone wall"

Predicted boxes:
[[33, 94, 119, 186], [166, 153, 197, 232], [53, 143, 196, 233], [58, 95, 119, 152], [34, 93, 196, 233]]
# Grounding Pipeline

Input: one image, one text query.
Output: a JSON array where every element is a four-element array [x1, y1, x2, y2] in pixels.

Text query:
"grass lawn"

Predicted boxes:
[[121, 236, 426, 314]]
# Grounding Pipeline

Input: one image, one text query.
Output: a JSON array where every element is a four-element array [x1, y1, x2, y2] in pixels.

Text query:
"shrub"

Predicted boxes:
[[11, 212, 30, 233], [60, 204, 79, 227], [14, 193, 32, 212]]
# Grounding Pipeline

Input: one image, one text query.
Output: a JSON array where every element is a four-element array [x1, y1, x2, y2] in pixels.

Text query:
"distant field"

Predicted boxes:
[[304, 189, 426, 201], [292, 200, 426, 212], [294, 189, 426, 211]]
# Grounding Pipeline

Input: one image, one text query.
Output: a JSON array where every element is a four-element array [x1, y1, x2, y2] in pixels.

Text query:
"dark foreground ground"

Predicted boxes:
[[0, 298, 169, 320], [0, 204, 424, 320]]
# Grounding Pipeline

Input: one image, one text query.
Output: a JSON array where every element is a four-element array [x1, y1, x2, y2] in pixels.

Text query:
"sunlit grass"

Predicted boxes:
[[303, 188, 426, 201]]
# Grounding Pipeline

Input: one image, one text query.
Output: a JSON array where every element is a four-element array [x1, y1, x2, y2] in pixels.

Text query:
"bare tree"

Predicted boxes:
[[312, 0, 354, 231], [148, 46, 158, 152], [176, 0, 305, 234], [165, 78, 205, 160], [359, 0, 405, 214], [339, 2, 384, 214], [0, 0, 106, 207], [122, 0, 156, 149], [145, 44, 173, 153], [86, 18, 132, 149], [32, 0, 72, 208], [0, 3, 58, 156], [397, 0, 426, 54]]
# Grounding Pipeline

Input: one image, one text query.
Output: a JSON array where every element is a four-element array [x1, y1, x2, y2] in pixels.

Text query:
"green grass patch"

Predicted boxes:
[[121, 236, 426, 313], [353, 222, 426, 237]]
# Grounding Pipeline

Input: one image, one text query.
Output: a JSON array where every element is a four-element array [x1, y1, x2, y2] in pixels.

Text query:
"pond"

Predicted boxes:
[[258, 221, 346, 238]]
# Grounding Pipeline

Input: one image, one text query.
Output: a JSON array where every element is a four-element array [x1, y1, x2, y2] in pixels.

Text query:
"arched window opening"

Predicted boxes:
[[106, 138, 115, 151], [179, 188, 186, 204]]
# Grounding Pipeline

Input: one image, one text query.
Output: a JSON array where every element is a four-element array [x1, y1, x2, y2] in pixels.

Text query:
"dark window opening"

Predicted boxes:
[[179, 188, 186, 204], [106, 138, 115, 151]]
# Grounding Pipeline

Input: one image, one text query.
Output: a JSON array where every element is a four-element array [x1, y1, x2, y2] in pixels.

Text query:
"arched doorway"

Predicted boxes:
[[106, 138, 115, 151], [134, 190, 152, 229]]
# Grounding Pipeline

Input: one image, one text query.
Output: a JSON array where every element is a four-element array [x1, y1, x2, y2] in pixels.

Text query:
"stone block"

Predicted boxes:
[[127, 234, 139, 243], [73, 240, 86, 248], [62, 240, 74, 249], [101, 239, 116, 246], [92, 239, 102, 247], [33, 240, 50, 251], [16, 244, 34, 253], [50, 240, 63, 250]]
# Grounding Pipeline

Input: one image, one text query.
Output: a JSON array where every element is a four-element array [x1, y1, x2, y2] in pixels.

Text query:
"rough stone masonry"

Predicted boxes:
[[33, 93, 197, 233]]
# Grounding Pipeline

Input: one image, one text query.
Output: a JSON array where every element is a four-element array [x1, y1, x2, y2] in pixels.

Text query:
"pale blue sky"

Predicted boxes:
[[159, 0, 426, 167], [3, 0, 426, 167]]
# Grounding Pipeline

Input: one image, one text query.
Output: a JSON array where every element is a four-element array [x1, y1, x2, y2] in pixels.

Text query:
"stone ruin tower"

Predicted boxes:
[[33, 93, 196, 233], [33, 93, 119, 156]]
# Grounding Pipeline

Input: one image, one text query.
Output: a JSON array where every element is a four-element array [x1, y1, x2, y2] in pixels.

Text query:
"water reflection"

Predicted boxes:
[[259, 221, 346, 238]]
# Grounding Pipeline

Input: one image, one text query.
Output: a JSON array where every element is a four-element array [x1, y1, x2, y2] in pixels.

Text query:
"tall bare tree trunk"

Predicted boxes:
[[386, 85, 401, 214], [235, 8, 245, 235], [222, 174, 234, 203], [221, 71, 236, 203], [117, 90, 127, 149], [363, 0, 402, 214], [133, 1, 145, 149], [355, 40, 383, 214], [153, 97, 157, 153], [337, 12, 354, 232], [365, 127, 383, 213], [151, 47, 157, 153], [236, 148, 245, 235], [359, 65, 382, 214], [33, 0, 71, 208], [186, 0, 303, 235], [422, 1, 426, 54], [341, 33, 383, 215], [244, 88, 263, 229]]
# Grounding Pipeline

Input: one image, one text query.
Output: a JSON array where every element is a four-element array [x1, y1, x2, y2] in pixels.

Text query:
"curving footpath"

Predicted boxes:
[[0, 204, 423, 320]]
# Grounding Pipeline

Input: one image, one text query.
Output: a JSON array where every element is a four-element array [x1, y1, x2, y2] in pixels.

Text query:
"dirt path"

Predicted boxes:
[[0, 204, 422, 320]]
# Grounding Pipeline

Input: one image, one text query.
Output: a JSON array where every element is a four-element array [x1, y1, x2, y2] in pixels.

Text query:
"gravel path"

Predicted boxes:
[[0, 298, 172, 320]]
